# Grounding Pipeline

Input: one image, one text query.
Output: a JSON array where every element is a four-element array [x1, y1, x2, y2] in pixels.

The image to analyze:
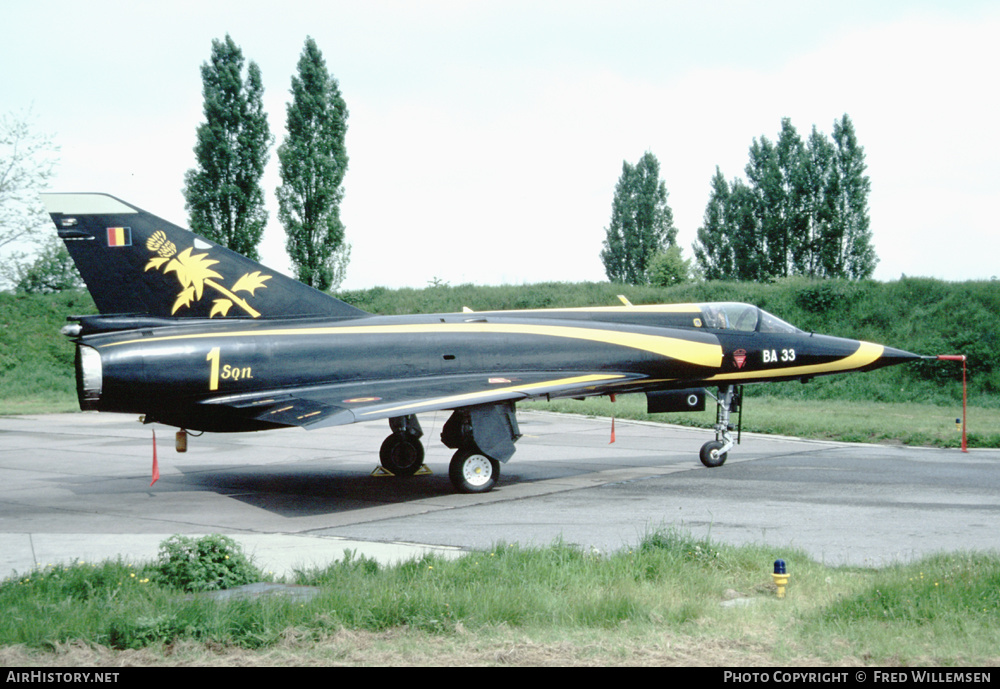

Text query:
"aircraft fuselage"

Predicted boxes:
[[74, 303, 917, 433]]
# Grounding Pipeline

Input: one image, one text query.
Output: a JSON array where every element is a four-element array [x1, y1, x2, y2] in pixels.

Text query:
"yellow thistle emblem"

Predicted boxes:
[[144, 230, 271, 318]]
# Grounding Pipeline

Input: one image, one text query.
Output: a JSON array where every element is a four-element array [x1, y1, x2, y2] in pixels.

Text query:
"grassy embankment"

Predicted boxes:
[[3, 277, 997, 446], [2, 530, 998, 665]]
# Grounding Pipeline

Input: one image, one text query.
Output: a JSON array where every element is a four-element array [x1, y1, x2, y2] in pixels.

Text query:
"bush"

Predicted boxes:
[[648, 246, 692, 286], [150, 534, 261, 592]]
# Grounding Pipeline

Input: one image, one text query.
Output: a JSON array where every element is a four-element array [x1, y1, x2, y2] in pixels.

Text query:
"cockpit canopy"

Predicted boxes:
[[696, 302, 801, 334]]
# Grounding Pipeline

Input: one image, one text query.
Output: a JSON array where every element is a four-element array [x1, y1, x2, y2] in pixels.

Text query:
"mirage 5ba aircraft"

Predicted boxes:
[[44, 193, 922, 493]]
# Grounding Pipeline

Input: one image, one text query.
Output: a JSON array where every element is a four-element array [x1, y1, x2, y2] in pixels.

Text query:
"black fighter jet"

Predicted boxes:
[[43, 193, 923, 493]]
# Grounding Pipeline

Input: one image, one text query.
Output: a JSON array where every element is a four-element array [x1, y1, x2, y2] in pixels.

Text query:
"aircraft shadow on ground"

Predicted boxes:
[[169, 464, 528, 517]]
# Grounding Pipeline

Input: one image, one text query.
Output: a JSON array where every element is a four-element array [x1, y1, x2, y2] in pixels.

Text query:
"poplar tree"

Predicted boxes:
[[184, 35, 272, 261], [695, 174, 767, 282], [693, 167, 736, 281], [693, 115, 875, 281], [830, 115, 876, 279], [600, 151, 676, 285], [276, 37, 350, 291], [799, 125, 837, 278], [744, 119, 807, 279]]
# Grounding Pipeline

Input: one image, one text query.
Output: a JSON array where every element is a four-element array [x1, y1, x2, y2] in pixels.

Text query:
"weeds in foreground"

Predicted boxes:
[[2, 531, 998, 664], [150, 534, 262, 593]]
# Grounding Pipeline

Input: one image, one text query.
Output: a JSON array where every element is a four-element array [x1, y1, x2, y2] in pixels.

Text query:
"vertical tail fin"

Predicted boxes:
[[42, 193, 366, 321]]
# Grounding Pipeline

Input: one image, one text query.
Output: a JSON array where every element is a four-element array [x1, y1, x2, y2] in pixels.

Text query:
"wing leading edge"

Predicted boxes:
[[201, 370, 643, 430]]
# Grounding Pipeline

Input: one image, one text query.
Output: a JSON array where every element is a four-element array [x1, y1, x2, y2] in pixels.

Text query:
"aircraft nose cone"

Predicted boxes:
[[869, 345, 923, 370], [884, 345, 922, 361]]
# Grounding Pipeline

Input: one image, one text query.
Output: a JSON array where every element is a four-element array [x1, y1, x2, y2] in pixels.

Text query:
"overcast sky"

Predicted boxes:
[[3, 0, 998, 289]]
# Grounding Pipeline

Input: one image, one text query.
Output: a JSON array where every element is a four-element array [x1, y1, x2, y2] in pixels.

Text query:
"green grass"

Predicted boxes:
[[803, 552, 1000, 664], [2, 531, 998, 665], [0, 290, 91, 415], [523, 393, 1000, 448]]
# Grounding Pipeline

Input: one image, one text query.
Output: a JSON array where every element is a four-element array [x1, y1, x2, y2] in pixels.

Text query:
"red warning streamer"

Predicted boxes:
[[151, 429, 160, 485], [609, 394, 616, 444], [938, 355, 967, 453]]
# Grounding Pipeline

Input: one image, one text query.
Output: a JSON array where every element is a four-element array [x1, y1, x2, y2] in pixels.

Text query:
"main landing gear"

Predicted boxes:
[[379, 402, 520, 494], [700, 385, 742, 468], [448, 449, 500, 494], [440, 402, 518, 494], [379, 415, 425, 477]]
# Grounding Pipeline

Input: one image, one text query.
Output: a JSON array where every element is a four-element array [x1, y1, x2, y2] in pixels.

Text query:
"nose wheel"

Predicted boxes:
[[700, 385, 741, 467], [699, 440, 728, 467]]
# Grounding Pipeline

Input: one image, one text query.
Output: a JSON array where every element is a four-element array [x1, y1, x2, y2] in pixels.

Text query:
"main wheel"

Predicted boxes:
[[379, 434, 425, 477], [699, 440, 728, 468], [449, 449, 499, 494]]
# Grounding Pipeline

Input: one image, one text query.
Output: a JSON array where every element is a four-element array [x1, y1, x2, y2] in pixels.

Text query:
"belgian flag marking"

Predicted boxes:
[[107, 227, 132, 247]]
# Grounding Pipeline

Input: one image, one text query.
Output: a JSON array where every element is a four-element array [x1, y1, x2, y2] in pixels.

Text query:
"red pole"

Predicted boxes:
[[937, 355, 968, 452]]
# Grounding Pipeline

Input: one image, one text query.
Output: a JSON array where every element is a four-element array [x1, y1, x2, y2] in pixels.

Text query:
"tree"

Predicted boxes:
[[798, 125, 837, 278], [276, 37, 350, 291], [728, 179, 767, 281], [183, 35, 272, 261], [693, 167, 735, 281], [600, 151, 677, 285], [13, 236, 82, 293], [693, 115, 876, 281], [829, 115, 876, 279], [647, 245, 692, 286], [743, 118, 808, 279], [0, 109, 59, 289]]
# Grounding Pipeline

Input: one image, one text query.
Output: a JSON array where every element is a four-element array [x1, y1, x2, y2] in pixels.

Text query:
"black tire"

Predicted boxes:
[[379, 434, 425, 477], [449, 449, 499, 494], [699, 440, 728, 468]]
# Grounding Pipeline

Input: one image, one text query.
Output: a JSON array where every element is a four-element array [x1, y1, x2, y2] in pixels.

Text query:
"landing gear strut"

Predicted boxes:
[[380, 415, 425, 477], [700, 385, 742, 468], [378, 403, 520, 493], [441, 402, 520, 493]]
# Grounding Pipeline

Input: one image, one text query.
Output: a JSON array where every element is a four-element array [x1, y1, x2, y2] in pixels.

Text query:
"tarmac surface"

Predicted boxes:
[[1, 410, 997, 579]]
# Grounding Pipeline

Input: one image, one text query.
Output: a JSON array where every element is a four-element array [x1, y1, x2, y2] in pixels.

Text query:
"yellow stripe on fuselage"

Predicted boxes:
[[495, 304, 704, 315], [101, 322, 723, 368], [359, 373, 625, 417], [705, 341, 884, 383]]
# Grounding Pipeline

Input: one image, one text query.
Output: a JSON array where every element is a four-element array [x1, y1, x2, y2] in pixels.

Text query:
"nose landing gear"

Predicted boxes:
[[700, 385, 742, 468]]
